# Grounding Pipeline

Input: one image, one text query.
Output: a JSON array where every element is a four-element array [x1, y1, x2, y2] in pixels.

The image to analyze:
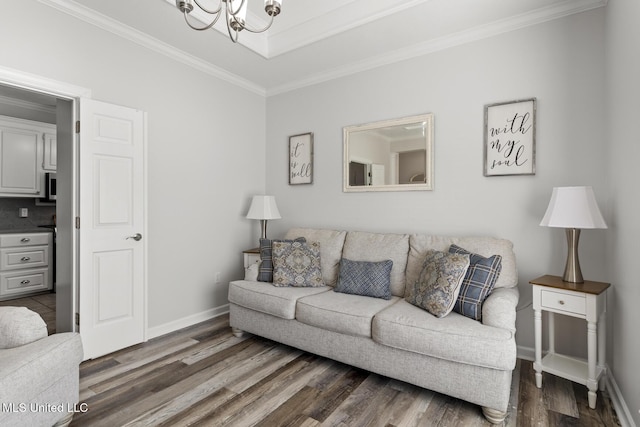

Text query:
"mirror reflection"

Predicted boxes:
[[343, 113, 434, 192]]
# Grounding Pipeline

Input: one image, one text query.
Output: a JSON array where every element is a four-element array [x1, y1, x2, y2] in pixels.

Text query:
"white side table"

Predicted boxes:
[[243, 247, 260, 269], [530, 274, 610, 409]]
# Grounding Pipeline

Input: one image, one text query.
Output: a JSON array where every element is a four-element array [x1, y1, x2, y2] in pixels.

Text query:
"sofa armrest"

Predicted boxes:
[[482, 287, 519, 333], [0, 332, 83, 404]]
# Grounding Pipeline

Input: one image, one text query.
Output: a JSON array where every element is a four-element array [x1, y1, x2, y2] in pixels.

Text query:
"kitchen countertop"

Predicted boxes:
[[0, 228, 55, 234]]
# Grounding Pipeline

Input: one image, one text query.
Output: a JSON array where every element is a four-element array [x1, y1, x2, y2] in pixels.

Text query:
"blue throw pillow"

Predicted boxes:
[[334, 258, 393, 300], [257, 237, 305, 282], [448, 244, 502, 321]]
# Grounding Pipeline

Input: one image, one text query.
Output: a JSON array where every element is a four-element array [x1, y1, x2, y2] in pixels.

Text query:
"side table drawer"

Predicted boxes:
[[243, 249, 261, 269], [541, 289, 586, 316]]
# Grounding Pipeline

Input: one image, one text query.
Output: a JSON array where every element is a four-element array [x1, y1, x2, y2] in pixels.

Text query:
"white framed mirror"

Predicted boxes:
[[343, 113, 434, 192]]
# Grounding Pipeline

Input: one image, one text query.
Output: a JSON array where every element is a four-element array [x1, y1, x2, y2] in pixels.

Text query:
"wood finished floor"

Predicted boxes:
[[69, 314, 621, 427]]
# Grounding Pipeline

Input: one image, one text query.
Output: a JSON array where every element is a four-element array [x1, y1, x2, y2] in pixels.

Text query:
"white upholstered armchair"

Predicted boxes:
[[0, 306, 83, 427]]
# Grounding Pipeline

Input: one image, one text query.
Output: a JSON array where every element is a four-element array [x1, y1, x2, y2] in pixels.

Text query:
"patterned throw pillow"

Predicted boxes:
[[405, 250, 470, 318], [257, 237, 305, 282], [449, 244, 502, 321], [272, 240, 324, 287], [334, 258, 393, 300]]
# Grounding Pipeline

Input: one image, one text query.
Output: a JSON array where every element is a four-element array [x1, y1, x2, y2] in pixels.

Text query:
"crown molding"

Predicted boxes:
[[36, 0, 606, 98], [37, 0, 266, 96], [267, 0, 430, 58], [0, 95, 56, 115], [267, 0, 608, 96]]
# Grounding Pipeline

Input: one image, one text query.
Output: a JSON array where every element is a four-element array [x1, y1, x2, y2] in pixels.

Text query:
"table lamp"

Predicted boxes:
[[539, 186, 607, 283], [246, 195, 281, 240]]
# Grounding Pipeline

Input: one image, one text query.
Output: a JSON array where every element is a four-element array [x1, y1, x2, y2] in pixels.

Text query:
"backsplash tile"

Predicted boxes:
[[0, 198, 56, 229]]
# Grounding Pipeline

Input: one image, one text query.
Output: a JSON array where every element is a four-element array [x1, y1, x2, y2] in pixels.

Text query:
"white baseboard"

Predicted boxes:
[[606, 372, 637, 427], [517, 345, 636, 427], [146, 304, 229, 340], [517, 345, 535, 362]]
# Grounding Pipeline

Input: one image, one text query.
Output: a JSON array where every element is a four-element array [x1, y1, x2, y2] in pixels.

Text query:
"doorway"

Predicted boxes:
[[0, 68, 148, 360], [0, 82, 74, 333]]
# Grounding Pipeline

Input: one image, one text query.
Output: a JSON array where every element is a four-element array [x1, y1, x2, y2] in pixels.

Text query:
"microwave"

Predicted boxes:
[[45, 172, 57, 201]]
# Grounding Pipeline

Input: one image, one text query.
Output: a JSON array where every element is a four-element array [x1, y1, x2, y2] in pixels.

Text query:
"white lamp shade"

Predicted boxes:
[[540, 186, 607, 229], [246, 195, 281, 220]]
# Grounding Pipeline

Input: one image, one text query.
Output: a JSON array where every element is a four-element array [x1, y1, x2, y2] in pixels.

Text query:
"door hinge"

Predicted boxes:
[[75, 217, 80, 229], [75, 313, 80, 326], [76, 121, 80, 133]]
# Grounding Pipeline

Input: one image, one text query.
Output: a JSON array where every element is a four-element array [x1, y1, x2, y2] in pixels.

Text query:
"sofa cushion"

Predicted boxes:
[[449, 244, 502, 321], [405, 250, 470, 318], [334, 258, 393, 300], [228, 280, 330, 320], [258, 237, 305, 282], [407, 235, 517, 291], [285, 228, 347, 286], [272, 240, 324, 287], [372, 299, 516, 370], [296, 291, 399, 338], [0, 307, 47, 349], [342, 231, 409, 297]]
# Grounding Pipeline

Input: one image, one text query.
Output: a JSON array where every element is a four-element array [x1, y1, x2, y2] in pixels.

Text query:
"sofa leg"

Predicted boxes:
[[53, 412, 74, 427], [231, 327, 244, 338], [482, 407, 507, 424]]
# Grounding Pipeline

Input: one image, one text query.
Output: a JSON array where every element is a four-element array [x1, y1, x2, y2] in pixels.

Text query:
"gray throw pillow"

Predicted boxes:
[[334, 258, 393, 300], [449, 244, 502, 321], [272, 240, 324, 287], [405, 250, 470, 318], [258, 237, 305, 282]]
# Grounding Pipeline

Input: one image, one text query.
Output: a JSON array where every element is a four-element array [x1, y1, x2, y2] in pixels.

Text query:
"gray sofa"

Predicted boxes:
[[0, 306, 83, 427], [229, 228, 519, 424]]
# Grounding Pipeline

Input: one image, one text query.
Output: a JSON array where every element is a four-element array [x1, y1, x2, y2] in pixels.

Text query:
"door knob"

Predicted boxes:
[[127, 233, 142, 241]]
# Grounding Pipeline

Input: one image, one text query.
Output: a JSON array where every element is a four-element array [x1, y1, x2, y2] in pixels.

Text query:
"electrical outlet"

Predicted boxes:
[[215, 272, 221, 283], [19, 208, 28, 218]]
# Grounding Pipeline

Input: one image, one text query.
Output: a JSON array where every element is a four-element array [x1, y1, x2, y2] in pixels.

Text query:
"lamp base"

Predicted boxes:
[[260, 219, 268, 240], [563, 228, 584, 283]]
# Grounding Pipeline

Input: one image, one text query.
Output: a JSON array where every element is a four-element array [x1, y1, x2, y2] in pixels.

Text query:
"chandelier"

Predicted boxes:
[[176, 0, 283, 43]]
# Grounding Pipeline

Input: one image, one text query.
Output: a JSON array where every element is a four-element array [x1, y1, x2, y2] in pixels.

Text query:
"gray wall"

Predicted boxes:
[[605, 1, 640, 424], [0, 1, 266, 329], [2, 0, 636, 422], [267, 8, 607, 374]]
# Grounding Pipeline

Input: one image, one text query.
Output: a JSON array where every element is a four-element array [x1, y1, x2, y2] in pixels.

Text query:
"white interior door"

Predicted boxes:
[[371, 163, 385, 186], [79, 98, 146, 359]]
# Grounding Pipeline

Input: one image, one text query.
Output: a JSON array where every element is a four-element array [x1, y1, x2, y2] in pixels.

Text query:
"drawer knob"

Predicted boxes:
[[20, 257, 31, 262], [20, 238, 31, 243], [20, 280, 31, 285], [558, 300, 565, 305]]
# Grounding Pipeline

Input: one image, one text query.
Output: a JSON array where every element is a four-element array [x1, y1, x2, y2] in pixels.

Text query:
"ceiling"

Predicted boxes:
[[14, 0, 607, 98]]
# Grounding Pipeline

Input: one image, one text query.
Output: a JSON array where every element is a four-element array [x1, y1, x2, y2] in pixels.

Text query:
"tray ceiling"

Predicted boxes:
[[34, 0, 608, 95]]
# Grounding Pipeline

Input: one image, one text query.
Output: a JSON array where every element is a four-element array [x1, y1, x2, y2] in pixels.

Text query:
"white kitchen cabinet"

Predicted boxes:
[[43, 132, 57, 171], [0, 231, 53, 300], [0, 115, 55, 197]]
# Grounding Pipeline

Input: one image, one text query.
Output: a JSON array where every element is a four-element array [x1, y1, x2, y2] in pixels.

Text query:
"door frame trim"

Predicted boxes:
[[0, 66, 90, 334], [0, 65, 91, 100], [0, 66, 149, 349]]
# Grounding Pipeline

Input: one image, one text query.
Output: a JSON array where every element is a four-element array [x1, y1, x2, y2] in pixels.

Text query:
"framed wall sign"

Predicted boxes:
[[289, 132, 314, 184], [484, 98, 536, 176]]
